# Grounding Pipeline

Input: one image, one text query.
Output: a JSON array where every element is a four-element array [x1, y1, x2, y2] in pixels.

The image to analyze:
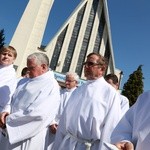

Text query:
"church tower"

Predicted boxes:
[[10, 0, 54, 75], [44, 0, 117, 79]]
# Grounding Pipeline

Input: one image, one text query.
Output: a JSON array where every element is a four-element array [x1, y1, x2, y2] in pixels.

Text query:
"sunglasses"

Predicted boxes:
[[83, 61, 100, 67]]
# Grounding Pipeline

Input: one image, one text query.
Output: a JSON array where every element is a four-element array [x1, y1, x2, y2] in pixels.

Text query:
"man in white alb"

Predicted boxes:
[[50, 71, 79, 134], [53, 52, 122, 150], [111, 91, 150, 150], [0, 52, 60, 150], [48, 72, 79, 149], [59, 71, 79, 113], [0, 45, 17, 113], [105, 73, 129, 116], [0, 46, 17, 141]]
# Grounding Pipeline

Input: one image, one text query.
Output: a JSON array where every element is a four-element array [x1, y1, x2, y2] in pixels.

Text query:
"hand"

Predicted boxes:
[[115, 142, 134, 150], [49, 124, 58, 134], [0, 112, 9, 128]]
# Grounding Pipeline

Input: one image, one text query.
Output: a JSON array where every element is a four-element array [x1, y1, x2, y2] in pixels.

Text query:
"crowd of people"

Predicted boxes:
[[0, 45, 149, 150]]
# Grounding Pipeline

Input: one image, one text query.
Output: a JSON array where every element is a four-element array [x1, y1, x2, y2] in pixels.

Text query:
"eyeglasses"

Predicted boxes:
[[83, 61, 100, 67]]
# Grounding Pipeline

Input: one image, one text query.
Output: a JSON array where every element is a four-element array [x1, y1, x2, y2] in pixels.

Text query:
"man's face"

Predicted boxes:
[[84, 54, 103, 80], [0, 51, 15, 66], [27, 59, 44, 78], [65, 75, 77, 89]]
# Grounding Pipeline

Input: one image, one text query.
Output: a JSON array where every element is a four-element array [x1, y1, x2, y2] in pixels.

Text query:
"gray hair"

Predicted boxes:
[[66, 72, 79, 81], [27, 52, 49, 66]]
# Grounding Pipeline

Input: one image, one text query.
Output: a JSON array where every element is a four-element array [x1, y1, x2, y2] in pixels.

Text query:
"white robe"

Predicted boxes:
[[111, 90, 150, 150], [0, 64, 17, 112], [0, 70, 60, 150], [57, 87, 77, 122], [119, 94, 129, 116], [48, 87, 77, 149], [53, 77, 122, 150], [0, 65, 17, 141]]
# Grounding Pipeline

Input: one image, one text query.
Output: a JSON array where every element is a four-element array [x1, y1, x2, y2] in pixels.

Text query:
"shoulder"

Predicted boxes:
[[120, 94, 129, 102]]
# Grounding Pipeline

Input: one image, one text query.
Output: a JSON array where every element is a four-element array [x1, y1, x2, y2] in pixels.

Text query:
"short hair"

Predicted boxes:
[[66, 72, 79, 81], [27, 52, 49, 66], [87, 52, 108, 66], [105, 73, 118, 84], [0, 45, 17, 58], [21, 67, 29, 76]]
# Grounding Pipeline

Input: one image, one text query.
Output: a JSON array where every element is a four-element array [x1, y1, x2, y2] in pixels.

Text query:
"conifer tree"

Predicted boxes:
[[122, 65, 144, 106], [0, 29, 5, 49]]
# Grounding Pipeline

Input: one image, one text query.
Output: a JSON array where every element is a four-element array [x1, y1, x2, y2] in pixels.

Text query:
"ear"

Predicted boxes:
[[116, 83, 119, 90]]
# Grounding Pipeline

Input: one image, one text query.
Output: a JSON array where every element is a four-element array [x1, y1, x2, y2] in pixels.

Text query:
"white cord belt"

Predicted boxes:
[[64, 132, 99, 150]]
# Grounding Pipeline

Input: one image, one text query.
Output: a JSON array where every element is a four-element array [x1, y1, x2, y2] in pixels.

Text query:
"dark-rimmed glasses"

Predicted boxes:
[[83, 61, 100, 67]]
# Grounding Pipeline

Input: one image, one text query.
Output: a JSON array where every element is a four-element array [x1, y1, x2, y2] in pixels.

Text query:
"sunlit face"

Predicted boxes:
[[65, 75, 77, 89], [84, 54, 103, 80], [27, 58, 45, 78], [0, 51, 15, 66]]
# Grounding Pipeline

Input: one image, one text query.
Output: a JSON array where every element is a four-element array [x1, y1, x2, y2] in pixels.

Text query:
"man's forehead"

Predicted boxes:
[[27, 59, 35, 65], [66, 75, 74, 79], [1, 50, 12, 54]]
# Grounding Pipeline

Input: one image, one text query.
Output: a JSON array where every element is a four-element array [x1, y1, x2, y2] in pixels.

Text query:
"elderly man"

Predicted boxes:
[[59, 72, 79, 116], [50, 72, 79, 133], [0, 52, 60, 150], [53, 52, 122, 150], [49, 72, 79, 149]]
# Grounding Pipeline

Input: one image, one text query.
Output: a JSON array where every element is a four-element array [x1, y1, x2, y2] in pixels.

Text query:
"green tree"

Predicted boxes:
[[0, 29, 5, 48], [122, 65, 144, 106]]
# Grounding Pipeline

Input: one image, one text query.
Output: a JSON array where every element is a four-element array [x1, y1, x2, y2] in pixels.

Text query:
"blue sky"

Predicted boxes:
[[0, 0, 149, 91]]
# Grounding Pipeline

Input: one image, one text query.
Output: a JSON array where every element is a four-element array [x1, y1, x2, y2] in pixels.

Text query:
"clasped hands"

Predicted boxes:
[[115, 141, 134, 150], [49, 124, 58, 134]]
